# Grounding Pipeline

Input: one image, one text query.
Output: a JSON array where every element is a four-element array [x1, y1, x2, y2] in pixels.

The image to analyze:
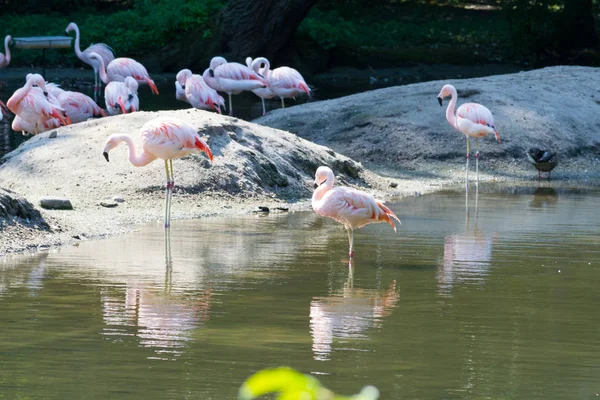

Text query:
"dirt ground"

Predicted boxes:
[[1, 66, 599, 256]]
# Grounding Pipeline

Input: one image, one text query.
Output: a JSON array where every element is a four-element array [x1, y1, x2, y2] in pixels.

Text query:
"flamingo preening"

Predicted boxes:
[[202, 56, 267, 116], [437, 84, 501, 186], [104, 76, 139, 116], [175, 69, 225, 113], [102, 117, 213, 228], [0, 35, 12, 69], [312, 166, 400, 259], [65, 23, 115, 99], [89, 52, 159, 95]]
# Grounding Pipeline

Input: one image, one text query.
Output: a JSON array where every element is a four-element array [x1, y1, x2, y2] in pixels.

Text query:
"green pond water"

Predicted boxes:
[[1, 186, 599, 399]]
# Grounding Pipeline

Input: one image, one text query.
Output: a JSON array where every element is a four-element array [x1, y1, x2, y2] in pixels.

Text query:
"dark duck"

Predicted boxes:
[[526, 148, 558, 180]]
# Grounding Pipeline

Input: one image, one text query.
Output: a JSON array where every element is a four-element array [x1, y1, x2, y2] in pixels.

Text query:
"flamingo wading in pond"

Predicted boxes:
[[102, 117, 213, 228], [202, 56, 267, 116], [246, 57, 276, 115], [65, 23, 114, 99], [438, 84, 501, 186], [312, 166, 400, 259], [89, 52, 159, 95]]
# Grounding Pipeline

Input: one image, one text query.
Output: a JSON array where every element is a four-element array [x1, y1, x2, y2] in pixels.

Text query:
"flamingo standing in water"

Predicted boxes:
[[312, 166, 400, 259], [104, 77, 139, 116], [438, 84, 501, 186], [176, 69, 225, 113], [249, 57, 311, 110], [202, 56, 267, 116], [45, 83, 106, 123], [102, 117, 213, 228], [89, 52, 159, 95], [245, 57, 276, 115], [7, 74, 71, 134], [65, 23, 114, 99], [0, 35, 12, 68]]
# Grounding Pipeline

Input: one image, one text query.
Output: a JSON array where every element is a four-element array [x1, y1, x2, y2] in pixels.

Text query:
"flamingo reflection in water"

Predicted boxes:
[[437, 186, 497, 295], [310, 262, 400, 361], [100, 230, 212, 360]]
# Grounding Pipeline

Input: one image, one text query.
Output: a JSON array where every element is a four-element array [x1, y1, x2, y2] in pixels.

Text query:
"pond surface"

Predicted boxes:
[[1, 186, 599, 399]]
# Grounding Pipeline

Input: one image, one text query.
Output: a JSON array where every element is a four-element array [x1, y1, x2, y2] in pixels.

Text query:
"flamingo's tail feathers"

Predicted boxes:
[[377, 201, 401, 231], [148, 79, 159, 95], [195, 137, 213, 161], [299, 82, 311, 96], [494, 128, 501, 144]]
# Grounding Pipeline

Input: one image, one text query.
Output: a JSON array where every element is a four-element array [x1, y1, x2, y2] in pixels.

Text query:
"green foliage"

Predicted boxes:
[[0, 0, 225, 68], [238, 367, 380, 400], [297, 9, 356, 50]]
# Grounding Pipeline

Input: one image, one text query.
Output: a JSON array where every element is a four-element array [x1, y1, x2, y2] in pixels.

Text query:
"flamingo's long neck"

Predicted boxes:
[[312, 171, 334, 204], [114, 134, 156, 167], [6, 79, 34, 112], [4, 36, 11, 64], [72, 25, 83, 60], [252, 57, 271, 79], [446, 87, 458, 130], [95, 55, 109, 84]]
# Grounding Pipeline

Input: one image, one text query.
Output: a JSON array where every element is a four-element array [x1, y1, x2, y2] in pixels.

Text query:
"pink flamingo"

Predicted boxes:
[[65, 23, 114, 98], [312, 166, 400, 259], [176, 69, 224, 114], [46, 83, 106, 123], [250, 57, 311, 109], [0, 35, 12, 68], [104, 77, 139, 116], [438, 84, 501, 186], [12, 114, 61, 136], [89, 52, 159, 95], [202, 56, 267, 116], [246, 57, 277, 115], [7, 74, 71, 134], [102, 117, 214, 228]]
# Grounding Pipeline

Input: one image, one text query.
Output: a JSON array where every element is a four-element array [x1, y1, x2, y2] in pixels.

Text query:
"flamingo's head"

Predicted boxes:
[[437, 84, 456, 106], [103, 135, 125, 162], [176, 69, 192, 88], [5, 35, 12, 46], [314, 166, 334, 189], [27, 73, 47, 94], [65, 22, 77, 33], [88, 51, 101, 63], [209, 56, 227, 70]]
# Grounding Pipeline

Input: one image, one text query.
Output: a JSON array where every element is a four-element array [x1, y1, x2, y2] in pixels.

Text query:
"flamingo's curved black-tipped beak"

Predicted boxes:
[[43, 91, 48, 96], [103, 151, 109, 162], [437, 97, 443, 106], [181, 85, 185, 90], [209, 69, 215, 78]]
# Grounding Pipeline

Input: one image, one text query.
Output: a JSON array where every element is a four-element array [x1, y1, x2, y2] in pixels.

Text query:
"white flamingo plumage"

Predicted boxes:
[[89, 52, 159, 95], [45, 83, 106, 123], [202, 56, 267, 116], [0, 35, 12, 69], [249, 57, 311, 109], [176, 69, 224, 114], [104, 76, 139, 116], [7, 74, 71, 134], [246, 57, 277, 115], [312, 166, 400, 259], [102, 117, 214, 228], [437, 84, 501, 186], [65, 23, 114, 96]]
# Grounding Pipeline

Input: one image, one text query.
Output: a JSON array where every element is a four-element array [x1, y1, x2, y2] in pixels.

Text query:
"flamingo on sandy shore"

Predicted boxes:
[[249, 57, 311, 110], [437, 84, 501, 186], [0, 35, 12, 69], [104, 77, 139, 116], [176, 69, 224, 114], [65, 23, 114, 99], [89, 52, 159, 95], [245, 57, 276, 115], [202, 56, 267, 116], [7, 74, 71, 134], [46, 83, 106, 123], [312, 166, 400, 259], [102, 117, 213, 228]]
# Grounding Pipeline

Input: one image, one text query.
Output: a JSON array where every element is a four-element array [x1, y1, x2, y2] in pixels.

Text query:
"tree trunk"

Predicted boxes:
[[556, 0, 598, 50], [216, 0, 319, 62]]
